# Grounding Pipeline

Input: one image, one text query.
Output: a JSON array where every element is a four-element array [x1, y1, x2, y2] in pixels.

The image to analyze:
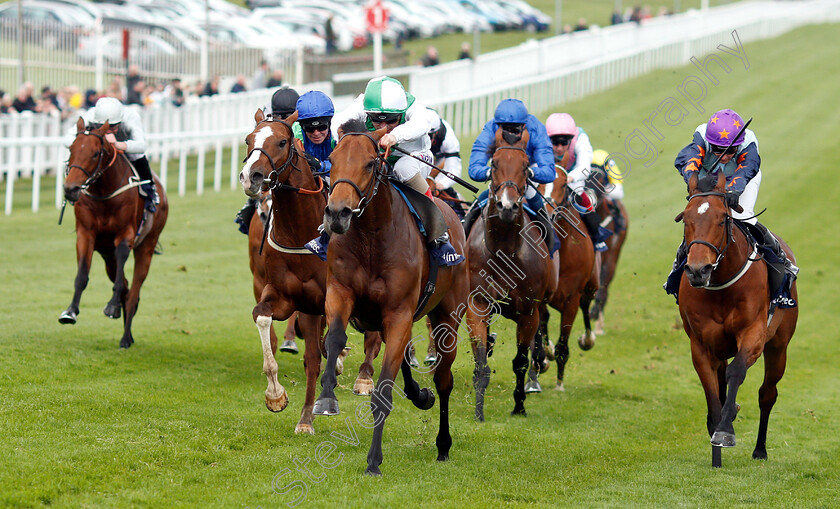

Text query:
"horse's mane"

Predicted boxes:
[[696, 173, 720, 193], [486, 131, 524, 158], [340, 118, 367, 134]]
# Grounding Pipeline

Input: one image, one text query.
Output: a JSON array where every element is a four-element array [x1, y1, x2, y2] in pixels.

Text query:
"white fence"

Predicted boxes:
[[418, 0, 840, 136], [2, 0, 839, 215]]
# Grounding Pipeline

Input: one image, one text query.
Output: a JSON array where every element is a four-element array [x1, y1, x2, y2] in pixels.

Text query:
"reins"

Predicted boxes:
[[329, 132, 388, 217]]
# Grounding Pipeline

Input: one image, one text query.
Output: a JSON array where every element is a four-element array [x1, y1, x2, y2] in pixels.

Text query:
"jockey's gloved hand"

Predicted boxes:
[[724, 191, 740, 209], [527, 167, 535, 179], [303, 152, 321, 172]]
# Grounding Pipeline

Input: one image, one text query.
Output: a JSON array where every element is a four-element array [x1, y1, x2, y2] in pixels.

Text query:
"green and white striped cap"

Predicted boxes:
[[363, 76, 415, 114]]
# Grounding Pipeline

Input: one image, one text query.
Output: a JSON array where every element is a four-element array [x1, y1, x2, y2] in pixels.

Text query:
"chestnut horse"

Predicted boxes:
[[60, 118, 168, 348], [465, 127, 558, 419], [239, 110, 379, 435], [677, 172, 797, 463], [536, 166, 599, 391], [317, 120, 469, 476], [582, 166, 629, 335]]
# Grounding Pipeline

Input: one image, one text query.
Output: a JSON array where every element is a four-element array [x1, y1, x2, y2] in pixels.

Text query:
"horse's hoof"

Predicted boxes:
[[313, 397, 339, 416], [474, 411, 485, 422], [423, 353, 437, 367], [294, 423, 315, 435], [279, 339, 298, 354], [711, 431, 736, 448], [578, 331, 595, 351], [265, 392, 289, 413], [364, 466, 382, 477], [407, 351, 420, 369], [413, 388, 435, 410], [353, 378, 373, 396], [335, 358, 344, 376], [752, 448, 767, 460], [436, 454, 449, 462], [58, 310, 77, 325], [103, 304, 121, 320], [538, 358, 550, 374], [119, 336, 133, 349], [555, 380, 565, 391], [543, 339, 556, 361], [525, 380, 542, 393], [510, 408, 527, 417]]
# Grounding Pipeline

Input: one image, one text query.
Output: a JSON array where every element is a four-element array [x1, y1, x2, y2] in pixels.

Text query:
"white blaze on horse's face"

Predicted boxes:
[[698, 202, 710, 215], [240, 125, 274, 187], [501, 187, 516, 209]]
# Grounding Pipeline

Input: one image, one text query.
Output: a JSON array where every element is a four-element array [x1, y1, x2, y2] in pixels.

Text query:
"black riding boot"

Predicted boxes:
[[663, 240, 687, 298], [581, 210, 606, 251], [535, 207, 556, 255], [134, 156, 158, 213], [235, 198, 258, 235], [754, 222, 799, 278], [462, 202, 482, 238]]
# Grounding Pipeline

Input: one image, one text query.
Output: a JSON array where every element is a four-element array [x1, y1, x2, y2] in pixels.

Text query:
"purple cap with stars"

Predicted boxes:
[[705, 109, 746, 147]]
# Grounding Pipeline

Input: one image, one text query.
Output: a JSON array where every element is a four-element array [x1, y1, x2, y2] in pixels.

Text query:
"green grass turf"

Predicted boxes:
[[1, 22, 839, 508]]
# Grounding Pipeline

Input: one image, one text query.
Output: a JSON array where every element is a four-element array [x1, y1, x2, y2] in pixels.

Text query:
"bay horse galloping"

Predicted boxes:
[[583, 162, 629, 335], [239, 109, 381, 435], [677, 171, 798, 464], [60, 118, 168, 348], [538, 167, 599, 391], [466, 127, 558, 418], [317, 120, 469, 476]]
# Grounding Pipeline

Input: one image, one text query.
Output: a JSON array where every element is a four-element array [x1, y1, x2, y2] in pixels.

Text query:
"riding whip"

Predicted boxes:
[[709, 117, 753, 169], [58, 200, 67, 225], [390, 146, 479, 193]]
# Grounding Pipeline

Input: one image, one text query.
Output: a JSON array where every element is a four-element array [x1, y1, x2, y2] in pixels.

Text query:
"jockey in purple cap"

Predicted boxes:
[[664, 108, 798, 298]]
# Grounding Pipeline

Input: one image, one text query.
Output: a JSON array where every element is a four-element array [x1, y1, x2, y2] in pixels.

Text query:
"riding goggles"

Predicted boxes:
[[367, 112, 402, 125], [301, 117, 331, 133], [709, 144, 737, 155], [499, 123, 524, 135], [550, 135, 573, 146]]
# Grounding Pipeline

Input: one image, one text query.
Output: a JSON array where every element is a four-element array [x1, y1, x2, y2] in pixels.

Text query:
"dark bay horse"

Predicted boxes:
[[537, 166, 599, 391], [239, 109, 379, 435], [465, 127, 558, 418], [317, 120, 469, 476], [583, 165, 629, 335], [60, 118, 168, 348], [677, 171, 798, 463]]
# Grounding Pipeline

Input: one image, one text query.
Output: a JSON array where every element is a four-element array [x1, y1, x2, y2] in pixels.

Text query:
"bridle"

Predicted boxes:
[[244, 118, 309, 192], [329, 132, 388, 217], [489, 145, 528, 205], [66, 130, 119, 190], [685, 191, 735, 271]]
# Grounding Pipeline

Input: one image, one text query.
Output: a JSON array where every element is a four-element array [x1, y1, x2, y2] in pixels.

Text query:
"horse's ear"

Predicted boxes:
[[494, 127, 504, 145], [369, 126, 388, 142], [715, 170, 726, 192], [520, 127, 530, 145], [675, 211, 684, 222], [286, 110, 299, 125], [687, 171, 699, 194], [554, 164, 568, 187], [101, 121, 110, 132], [76, 117, 84, 131], [255, 108, 265, 123], [732, 203, 743, 214]]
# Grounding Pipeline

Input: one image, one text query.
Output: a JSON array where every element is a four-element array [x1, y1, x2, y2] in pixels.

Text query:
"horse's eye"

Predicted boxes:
[[278, 140, 287, 147], [366, 161, 375, 171]]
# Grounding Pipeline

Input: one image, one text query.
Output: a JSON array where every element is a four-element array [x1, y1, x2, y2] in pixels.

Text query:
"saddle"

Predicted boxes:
[[391, 179, 448, 242]]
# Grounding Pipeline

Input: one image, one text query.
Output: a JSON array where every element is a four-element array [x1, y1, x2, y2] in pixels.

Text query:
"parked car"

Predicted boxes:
[[76, 30, 179, 68]]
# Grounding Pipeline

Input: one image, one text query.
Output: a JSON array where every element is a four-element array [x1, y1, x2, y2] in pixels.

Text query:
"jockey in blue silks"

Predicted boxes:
[[295, 90, 335, 182], [462, 98, 557, 254]]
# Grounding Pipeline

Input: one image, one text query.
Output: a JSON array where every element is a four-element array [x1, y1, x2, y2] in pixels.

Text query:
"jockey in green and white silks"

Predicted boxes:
[[330, 76, 436, 198]]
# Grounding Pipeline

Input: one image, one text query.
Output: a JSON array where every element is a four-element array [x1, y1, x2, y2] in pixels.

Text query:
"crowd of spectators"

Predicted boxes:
[[0, 61, 291, 120]]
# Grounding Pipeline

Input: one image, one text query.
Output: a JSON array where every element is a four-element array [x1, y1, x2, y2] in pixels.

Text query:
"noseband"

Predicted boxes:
[[490, 145, 528, 204], [329, 132, 387, 216], [66, 130, 119, 189], [244, 118, 305, 190], [686, 191, 735, 270]]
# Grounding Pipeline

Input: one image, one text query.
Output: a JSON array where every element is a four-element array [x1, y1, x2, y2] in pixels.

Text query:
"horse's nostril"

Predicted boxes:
[[495, 201, 504, 210]]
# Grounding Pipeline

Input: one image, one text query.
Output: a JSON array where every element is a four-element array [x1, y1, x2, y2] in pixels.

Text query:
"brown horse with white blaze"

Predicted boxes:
[[239, 109, 379, 435], [316, 120, 469, 476], [677, 171, 798, 463], [60, 118, 168, 348], [465, 127, 558, 418]]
